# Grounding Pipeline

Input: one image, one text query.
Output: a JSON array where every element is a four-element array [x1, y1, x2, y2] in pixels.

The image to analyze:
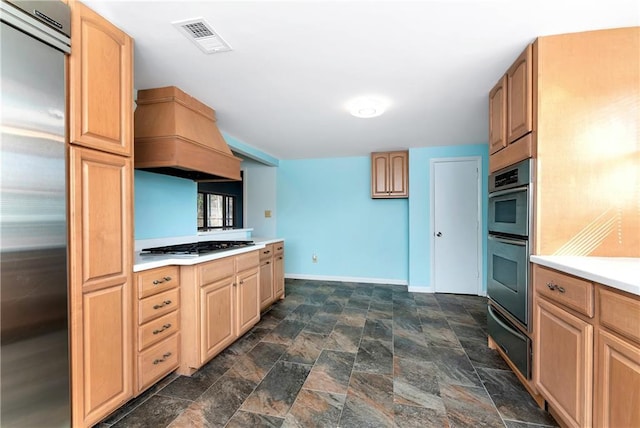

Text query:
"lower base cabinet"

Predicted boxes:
[[259, 241, 285, 310], [534, 264, 640, 428], [180, 250, 260, 375], [535, 297, 593, 428], [133, 266, 180, 395]]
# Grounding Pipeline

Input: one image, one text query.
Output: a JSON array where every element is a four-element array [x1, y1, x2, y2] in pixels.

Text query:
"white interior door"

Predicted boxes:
[[432, 157, 481, 295]]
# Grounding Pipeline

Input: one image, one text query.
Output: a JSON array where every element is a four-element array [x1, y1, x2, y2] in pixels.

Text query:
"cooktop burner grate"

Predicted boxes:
[[140, 240, 254, 256]]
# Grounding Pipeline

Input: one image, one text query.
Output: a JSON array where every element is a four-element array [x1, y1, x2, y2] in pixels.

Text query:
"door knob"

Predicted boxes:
[[436, 232, 442, 237]]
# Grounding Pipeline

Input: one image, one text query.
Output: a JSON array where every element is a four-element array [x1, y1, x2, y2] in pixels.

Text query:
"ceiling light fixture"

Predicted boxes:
[[348, 96, 387, 118]]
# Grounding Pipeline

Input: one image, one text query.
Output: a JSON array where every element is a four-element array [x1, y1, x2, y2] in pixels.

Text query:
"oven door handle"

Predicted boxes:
[[488, 235, 527, 246], [488, 305, 526, 341], [488, 185, 529, 198]]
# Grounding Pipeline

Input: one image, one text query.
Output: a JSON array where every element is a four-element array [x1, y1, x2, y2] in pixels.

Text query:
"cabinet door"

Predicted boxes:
[[595, 329, 640, 428], [69, 147, 133, 427], [371, 152, 389, 197], [77, 284, 132, 427], [259, 259, 274, 311], [371, 151, 408, 198], [200, 278, 235, 363], [236, 267, 260, 337], [274, 254, 285, 299], [507, 45, 533, 143], [489, 75, 507, 154], [388, 151, 408, 197], [534, 297, 593, 428], [69, 0, 133, 156]]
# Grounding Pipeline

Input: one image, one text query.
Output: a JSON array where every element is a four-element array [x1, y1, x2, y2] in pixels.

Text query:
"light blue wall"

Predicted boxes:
[[134, 170, 197, 239], [133, 139, 489, 291], [408, 144, 489, 291], [277, 156, 409, 283]]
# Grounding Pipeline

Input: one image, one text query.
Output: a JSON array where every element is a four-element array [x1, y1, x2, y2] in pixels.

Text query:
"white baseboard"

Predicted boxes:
[[284, 273, 407, 286], [408, 285, 434, 293]]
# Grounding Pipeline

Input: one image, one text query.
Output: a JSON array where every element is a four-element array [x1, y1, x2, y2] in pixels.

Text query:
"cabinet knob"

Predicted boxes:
[[436, 232, 442, 237], [547, 282, 556, 290]]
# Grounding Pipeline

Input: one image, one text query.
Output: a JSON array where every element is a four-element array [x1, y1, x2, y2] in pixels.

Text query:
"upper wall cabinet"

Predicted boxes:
[[69, 0, 133, 156], [488, 76, 507, 154], [371, 151, 409, 198], [489, 45, 533, 173]]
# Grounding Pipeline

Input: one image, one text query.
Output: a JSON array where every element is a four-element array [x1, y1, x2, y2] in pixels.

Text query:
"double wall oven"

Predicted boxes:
[[487, 159, 534, 379]]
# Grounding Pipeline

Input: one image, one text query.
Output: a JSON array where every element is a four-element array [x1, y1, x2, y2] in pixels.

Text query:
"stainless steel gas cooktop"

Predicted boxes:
[[140, 240, 254, 256]]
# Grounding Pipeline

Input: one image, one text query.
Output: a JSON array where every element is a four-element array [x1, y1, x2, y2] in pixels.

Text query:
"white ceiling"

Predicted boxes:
[[83, 0, 639, 160]]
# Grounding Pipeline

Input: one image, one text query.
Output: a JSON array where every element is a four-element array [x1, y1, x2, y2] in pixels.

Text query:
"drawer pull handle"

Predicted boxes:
[[278, 256, 283, 260], [153, 323, 172, 335], [266, 261, 270, 265], [152, 352, 172, 365], [153, 300, 172, 310], [240, 280, 244, 285], [277, 246, 283, 251], [264, 250, 270, 254], [152, 276, 172, 285], [546, 282, 566, 293]]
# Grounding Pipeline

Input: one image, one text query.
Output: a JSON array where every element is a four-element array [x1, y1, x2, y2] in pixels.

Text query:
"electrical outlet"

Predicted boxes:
[[312, 253, 318, 263]]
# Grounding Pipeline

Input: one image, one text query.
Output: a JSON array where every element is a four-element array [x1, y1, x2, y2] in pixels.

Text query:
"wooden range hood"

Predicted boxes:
[[134, 86, 242, 181]]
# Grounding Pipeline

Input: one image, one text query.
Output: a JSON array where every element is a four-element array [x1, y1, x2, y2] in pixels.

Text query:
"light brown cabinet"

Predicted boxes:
[[489, 28, 640, 255], [179, 250, 261, 375], [133, 266, 180, 395], [534, 264, 640, 428], [595, 287, 640, 428], [535, 295, 593, 428], [200, 269, 235, 363], [371, 151, 408, 198], [506, 45, 533, 143], [259, 241, 285, 311], [488, 76, 507, 154], [488, 45, 533, 173], [67, 2, 134, 426], [274, 242, 285, 299], [259, 244, 275, 311], [69, 146, 133, 427], [69, 0, 133, 156]]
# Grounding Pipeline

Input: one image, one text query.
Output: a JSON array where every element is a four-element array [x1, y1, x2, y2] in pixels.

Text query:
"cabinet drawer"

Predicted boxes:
[[139, 288, 180, 324], [137, 266, 179, 298], [274, 241, 284, 255], [236, 250, 259, 272], [138, 333, 179, 392], [199, 257, 234, 286], [139, 310, 180, 351], [599, 286, 640, 344], [259, 244, 273, 261], [534, 265, 594, 317]]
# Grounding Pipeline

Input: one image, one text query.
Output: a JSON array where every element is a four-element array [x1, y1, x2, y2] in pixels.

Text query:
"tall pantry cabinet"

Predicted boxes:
[[67, 1, 134, 426]]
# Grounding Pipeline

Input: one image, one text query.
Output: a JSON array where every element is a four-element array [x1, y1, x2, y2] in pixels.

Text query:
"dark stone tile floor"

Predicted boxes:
[[98, 279, 558, 428]]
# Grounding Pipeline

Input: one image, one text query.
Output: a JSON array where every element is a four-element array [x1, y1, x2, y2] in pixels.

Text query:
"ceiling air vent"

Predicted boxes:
[[172, 18, 232, 54]]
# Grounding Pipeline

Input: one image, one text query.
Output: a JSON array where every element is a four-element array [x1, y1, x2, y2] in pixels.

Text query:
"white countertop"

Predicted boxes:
[[251, 237, 285, 245], [133, 244, 266, 272], [133, 237, 284, 272], [530, 256, 640, 296]]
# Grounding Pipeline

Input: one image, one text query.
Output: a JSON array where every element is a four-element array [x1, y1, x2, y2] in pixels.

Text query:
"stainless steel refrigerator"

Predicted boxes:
[[1, 1, 71, 426]]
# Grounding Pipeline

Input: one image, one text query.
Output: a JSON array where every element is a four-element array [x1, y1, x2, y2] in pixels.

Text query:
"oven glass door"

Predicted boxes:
[[488, 187, 529, 237], [487, 235, 528, 326]]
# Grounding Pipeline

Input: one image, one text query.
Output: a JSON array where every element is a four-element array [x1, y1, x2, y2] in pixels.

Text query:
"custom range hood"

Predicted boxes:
[[134, 86, 241, 181]]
